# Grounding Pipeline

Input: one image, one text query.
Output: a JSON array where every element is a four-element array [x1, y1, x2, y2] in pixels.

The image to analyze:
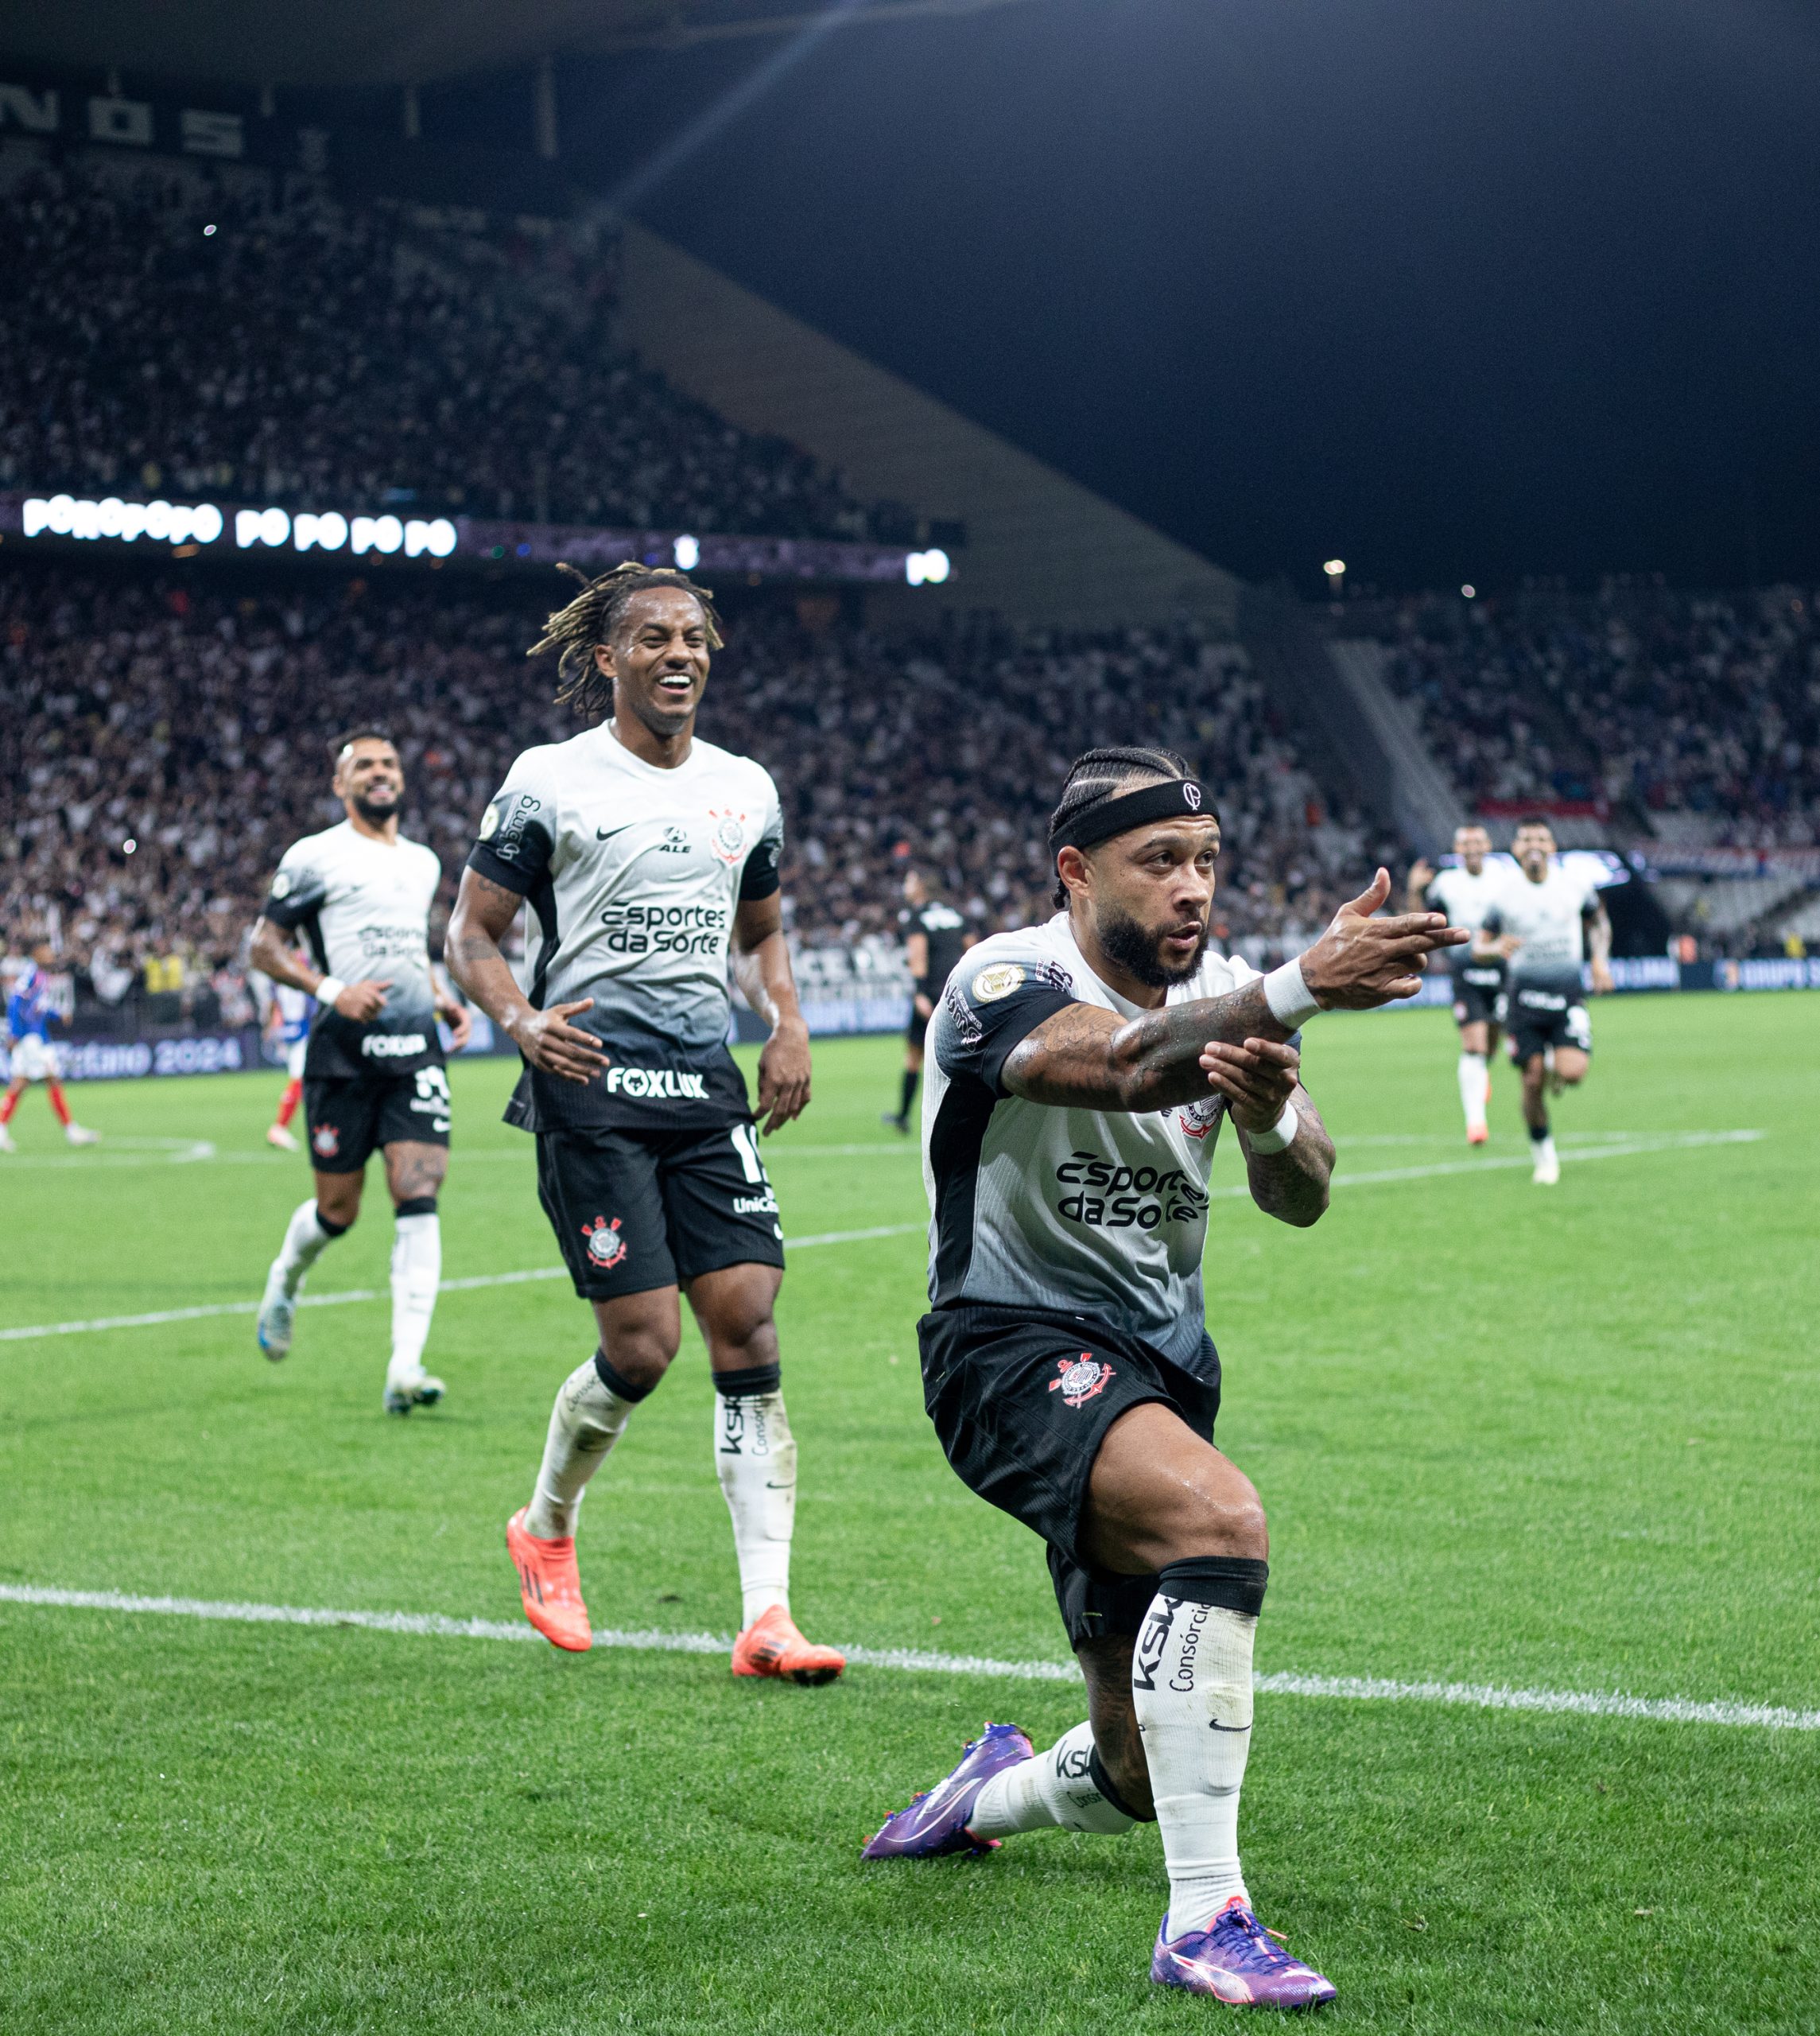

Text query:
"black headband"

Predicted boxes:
[[1050, 778, 1219, 857]]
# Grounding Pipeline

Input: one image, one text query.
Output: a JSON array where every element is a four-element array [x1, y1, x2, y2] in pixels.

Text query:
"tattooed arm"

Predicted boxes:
[[1199, 1037, 1335, 1227]]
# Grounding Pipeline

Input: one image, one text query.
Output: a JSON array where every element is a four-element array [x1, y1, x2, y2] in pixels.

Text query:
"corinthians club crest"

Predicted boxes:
[[705, 807, 749, 866], [1049, 1353, 1115, 1408], [580, 1215, 628, 1270]]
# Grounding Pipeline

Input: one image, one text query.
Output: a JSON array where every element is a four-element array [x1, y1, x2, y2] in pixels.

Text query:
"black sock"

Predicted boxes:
[[899, 1067, 919, 1121], [1528, 1117, 1550, 1144]]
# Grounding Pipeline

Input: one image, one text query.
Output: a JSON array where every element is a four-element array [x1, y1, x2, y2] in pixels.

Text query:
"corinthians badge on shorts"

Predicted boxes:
[[1049, 1353, 1114, 1408], [580, 1216, 629, 1270], [311, 1124, 340, 1158]]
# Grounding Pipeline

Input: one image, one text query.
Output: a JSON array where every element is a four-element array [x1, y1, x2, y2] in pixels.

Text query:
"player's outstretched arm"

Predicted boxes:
[[1199, 1038, 1334, 1226], [732, 894, 811, 1134], [1003, 868, 1465, 1113], [445, 868, 607, 1085]]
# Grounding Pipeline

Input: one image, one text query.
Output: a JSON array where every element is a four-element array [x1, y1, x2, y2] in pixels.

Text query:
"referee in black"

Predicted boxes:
[[883, 868, 972, 1133]]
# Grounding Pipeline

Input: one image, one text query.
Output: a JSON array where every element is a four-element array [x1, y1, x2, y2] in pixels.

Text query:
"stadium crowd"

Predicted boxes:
[[1377, 586, 1820, 845], [0, 563, 1376, 1020], [0, 161, 906, 542]]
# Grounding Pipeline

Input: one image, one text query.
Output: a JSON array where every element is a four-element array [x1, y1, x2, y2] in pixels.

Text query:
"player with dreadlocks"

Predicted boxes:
[[860, 745, 1465, 2005], [447, 561, 844, 1682]]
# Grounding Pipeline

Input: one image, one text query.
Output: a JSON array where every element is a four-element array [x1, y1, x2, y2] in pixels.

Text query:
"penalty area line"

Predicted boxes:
[[0, 1222, 925, 1346], [0, 1583, 1812, 1731]]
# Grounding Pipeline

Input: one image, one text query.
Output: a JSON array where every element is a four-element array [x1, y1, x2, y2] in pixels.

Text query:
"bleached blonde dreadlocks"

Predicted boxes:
[[527, 561, 725, 719]]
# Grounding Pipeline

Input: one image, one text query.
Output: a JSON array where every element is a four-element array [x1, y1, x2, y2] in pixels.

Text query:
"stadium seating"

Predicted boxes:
[[0, 161, 906, 542], [1372, 587, 1820, 847], [0, 564, 1383, 1018]]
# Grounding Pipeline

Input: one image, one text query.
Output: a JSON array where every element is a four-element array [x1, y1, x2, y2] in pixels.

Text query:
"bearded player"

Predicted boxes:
[[1475, 816, 1613, 1185], [445, 561, 844, 1684], [861, 746, 1464, 2006], [1406, 823, 1509, 1143], [250, 732, 471, 1412]]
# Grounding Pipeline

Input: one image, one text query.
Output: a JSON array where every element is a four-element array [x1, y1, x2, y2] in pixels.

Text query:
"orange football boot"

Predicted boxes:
[[731, 1603, 845, 1685], [506, 1507, 592, 1652], [1466, 1124, 1488, 1145]]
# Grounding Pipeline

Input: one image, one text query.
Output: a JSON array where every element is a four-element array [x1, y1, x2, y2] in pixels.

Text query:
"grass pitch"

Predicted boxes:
[[1, 993, 1816, 2034]]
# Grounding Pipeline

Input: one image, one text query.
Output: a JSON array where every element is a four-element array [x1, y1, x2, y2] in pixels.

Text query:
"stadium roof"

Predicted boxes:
[[0, 0, 1037, 89]]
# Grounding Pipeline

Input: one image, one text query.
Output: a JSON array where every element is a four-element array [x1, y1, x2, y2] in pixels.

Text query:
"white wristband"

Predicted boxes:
[[1263, 957, 1321, 1029], [1244, 1100, 1301, 1154], [314, 976, 346, 1010]]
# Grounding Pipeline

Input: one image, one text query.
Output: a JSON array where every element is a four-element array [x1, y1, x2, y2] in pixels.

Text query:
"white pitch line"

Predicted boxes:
[[1, 1583, 1811, 1731], [0, 1129, 1763, 1346], [0, 1222, 926, 1346]]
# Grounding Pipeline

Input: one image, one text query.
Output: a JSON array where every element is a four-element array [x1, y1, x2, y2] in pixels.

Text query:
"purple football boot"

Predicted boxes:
[[1151, 1896, 1338, 2008], [860, 1721, 1034, 1859]]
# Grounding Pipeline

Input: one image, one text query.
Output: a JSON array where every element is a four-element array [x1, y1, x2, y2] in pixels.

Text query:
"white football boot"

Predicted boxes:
[[266, 1124, 301, 1152], [65, 1123, 101, 1145], [1531, 1135, 1561, 1186]]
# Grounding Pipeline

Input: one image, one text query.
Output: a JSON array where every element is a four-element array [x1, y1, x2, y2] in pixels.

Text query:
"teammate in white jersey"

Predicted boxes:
[[1407, 823, 1509, 1142], [446, 561, 844, 1685], [1475, 816, 1612, 1184], [249, 732, 472, 1411], [862, 746, 1465, 2007]]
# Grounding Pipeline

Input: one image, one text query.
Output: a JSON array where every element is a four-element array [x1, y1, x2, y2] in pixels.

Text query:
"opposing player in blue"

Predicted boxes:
[[0, 938, 99, 1152]]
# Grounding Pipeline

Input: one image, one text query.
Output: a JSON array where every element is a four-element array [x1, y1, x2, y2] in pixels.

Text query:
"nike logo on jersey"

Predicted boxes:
[[596, 824, 635, 841]]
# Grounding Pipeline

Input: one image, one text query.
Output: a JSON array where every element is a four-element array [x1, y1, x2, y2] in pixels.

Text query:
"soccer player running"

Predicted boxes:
[[1474, 816, 1613, 1185], [250, 732, 471, 1412], [862, 746, 1464, 2007], [444, 561, 844, 1684], [0, 938, 100, 1151], [883, 868, 972, 1133], [1407, 822, 1510, 1144]]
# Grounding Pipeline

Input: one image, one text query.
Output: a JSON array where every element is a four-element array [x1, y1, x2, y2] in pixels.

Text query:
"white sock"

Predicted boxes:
[[385, 1212, 441, 1387], [274, 1198, 340, 1297], [714, 1377, 795, 1629], [1457, 1051, 1488, 1130], [1132, 1583, 1259, 1938], [967, 1720, 1138, 1840], [525, 1357, 639, 1541]]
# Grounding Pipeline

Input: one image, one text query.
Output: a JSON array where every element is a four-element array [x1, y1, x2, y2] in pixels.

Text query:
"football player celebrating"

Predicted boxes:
[[0, 938, 99, 1151], [249, 732, 471, 1412], [446, 561, 843, 1684], [1475, 816, 1613, 1184], [1407, 823, 1509, 1143], [861, 746, 1464, 2007]]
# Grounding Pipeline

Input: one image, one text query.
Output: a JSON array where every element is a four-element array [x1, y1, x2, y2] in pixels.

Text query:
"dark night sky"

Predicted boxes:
[[466, 2, 1819, 592], [14, 3, 1820, 589]]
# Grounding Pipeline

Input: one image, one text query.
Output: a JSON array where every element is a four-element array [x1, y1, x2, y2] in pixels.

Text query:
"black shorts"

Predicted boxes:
[[1508, 984, 1593, 1063], [919, 1302, 1222, 1649], [1450, 958, 1508, 1030], [535, 1121, 786, 1300], [305, 1064, 452, 1173]]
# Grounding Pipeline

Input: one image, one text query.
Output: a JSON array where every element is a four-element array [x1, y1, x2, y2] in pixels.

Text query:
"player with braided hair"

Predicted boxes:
[[862, 744, 1465, 2005], [447, 561, 844, 1683]]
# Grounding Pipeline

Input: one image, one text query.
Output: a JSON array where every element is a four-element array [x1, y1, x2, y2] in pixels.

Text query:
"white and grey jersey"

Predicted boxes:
[[920, 914, 1263, 1373], [1481, 863, 1601, 990], [1426, 864, 1508, 938], [262, 822, 444, 1081], [468, 721, 783, 1132]]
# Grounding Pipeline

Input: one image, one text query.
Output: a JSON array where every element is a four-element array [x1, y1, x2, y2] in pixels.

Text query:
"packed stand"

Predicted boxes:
[[0, 564, 1376, 1024], [0, 160, 904, 542], [1376, 587, 1820, 847]]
